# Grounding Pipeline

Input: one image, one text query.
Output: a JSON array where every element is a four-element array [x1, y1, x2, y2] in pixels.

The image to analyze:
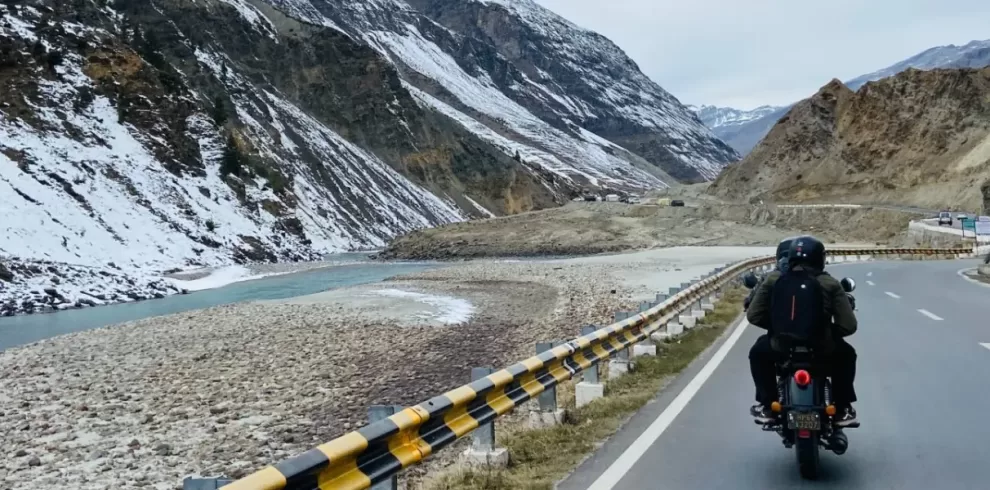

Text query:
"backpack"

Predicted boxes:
[[770, 268, 825, 346]]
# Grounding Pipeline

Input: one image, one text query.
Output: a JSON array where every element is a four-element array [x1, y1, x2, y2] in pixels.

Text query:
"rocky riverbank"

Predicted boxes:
[[0, 257, 186, 317], [0, 247, 766, 489]]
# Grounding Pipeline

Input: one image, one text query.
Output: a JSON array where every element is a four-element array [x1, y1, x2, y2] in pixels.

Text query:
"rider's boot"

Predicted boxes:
[[834, 405, 859, 428], [750, 403, 774, 424]]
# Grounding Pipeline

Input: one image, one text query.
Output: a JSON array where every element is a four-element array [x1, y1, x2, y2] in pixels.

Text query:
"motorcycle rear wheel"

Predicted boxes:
[[795, 432, 820, 480]]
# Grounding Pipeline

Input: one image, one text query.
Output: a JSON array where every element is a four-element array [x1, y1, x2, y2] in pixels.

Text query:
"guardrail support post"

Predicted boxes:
[[531, 341, 565, 427], [462, 367, 508, 467], [631, 302, 657, 357], [577, 325, 605, 407], [655, 293, 668, 304], [609, 312, 632, 377], [368, 405, 404, 490]]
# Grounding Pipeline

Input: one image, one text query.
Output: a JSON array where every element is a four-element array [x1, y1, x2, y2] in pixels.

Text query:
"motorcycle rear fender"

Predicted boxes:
[[787, 377, 818, 408]]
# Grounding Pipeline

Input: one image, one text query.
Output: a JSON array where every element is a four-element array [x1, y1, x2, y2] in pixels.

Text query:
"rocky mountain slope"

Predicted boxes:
[[708, 68, 990, 210], [0, 0, 735, 304], [701, 39, 990, 157]]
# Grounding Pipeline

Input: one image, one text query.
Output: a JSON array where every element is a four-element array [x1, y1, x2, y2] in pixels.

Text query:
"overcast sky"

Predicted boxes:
[[534, 0, 990, 110]]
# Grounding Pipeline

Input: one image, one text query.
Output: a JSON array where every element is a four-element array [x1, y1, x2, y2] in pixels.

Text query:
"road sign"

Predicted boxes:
[[976, 219, 990, 236]]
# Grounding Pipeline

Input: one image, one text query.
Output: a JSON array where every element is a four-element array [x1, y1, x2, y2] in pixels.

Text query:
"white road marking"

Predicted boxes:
[[885, 291, 901, 299], [917, 309, 943, 321], [867, 272, 873, 277], [980, 343, 990, 351], [867, 280, 875, 286], [585, 318, 751, 490], [957, 267, 990, 289]]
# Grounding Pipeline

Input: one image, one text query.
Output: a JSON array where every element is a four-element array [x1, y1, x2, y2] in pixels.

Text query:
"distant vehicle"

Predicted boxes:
[[583, 195, 598, 202], [956, 213, 968, 220], [656, 198, 671, 207], [605, 194, 620, 202], [670, 199, 685, 207], [619, 196, 629, 203], [938, 211, 952, 226], [628, 196, 641, 204]]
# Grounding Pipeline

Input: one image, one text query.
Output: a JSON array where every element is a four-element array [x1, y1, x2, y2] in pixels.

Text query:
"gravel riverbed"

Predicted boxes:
[[0, 248, 767, 489]]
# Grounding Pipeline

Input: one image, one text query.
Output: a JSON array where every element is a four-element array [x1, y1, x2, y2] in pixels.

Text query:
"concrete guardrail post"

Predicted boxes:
[[531, 341, 565, 427], [462, 367, 508, 467], [577, 325, 604, 407], [368, 405, 405, 490], [632, 302, 657, 357], [655, 292, 668, 304], [182, 477, 233, 490]]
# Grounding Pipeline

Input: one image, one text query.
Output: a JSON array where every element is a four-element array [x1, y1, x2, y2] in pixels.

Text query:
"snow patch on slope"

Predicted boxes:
[[217, 0, 279, 40], [369, 24, 666, 188]]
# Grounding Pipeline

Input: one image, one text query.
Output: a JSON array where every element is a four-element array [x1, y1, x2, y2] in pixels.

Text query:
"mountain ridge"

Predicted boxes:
[[708, 68, 990, 211], [698, 39, 990, 157], [0, 0, 733, 273]]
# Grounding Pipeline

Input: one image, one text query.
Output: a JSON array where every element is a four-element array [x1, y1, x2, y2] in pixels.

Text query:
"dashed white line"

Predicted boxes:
[[584, 318, 752, 490], [917, 309, 943, 321], [867, 280, 875, 286], [980, 343, 990, 352], [867, 272, 873, 277], [885, 291, 901, 299]]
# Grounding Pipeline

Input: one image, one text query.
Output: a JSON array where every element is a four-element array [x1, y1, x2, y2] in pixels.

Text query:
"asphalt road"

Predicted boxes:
[[559, 259, 990, 490]]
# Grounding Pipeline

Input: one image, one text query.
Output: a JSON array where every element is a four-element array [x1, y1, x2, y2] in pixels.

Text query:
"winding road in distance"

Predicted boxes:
[[559, 258, 990, 490]]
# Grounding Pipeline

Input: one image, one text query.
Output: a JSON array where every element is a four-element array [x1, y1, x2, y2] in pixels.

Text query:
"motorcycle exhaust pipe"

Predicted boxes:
[[829, 430, 848, 455]]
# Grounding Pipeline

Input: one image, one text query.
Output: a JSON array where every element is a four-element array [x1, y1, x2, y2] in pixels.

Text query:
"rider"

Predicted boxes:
[[744, 237, 794, 310], [746, 236, 859, 427]]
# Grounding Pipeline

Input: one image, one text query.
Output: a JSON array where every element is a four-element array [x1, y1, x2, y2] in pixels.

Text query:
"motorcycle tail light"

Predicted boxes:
[[794, 369, 811, 387]]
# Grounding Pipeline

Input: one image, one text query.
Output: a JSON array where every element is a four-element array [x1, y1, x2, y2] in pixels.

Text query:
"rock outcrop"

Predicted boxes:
[[708, 69, 990, 210]]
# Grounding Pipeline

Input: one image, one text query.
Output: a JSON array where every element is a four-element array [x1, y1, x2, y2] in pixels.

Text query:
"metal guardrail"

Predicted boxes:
[[219, 246, 976, 490]]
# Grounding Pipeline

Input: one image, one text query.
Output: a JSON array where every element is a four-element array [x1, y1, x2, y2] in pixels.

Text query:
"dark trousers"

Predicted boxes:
[[749, 334, 858, 407]]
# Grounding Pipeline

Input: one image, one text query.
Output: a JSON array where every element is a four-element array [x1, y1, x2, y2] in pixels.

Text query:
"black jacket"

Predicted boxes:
[[746, 265, 857, 353]]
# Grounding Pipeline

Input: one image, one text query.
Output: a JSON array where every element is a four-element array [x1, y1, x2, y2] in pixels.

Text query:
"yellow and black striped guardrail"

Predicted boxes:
[[221, 246, 976, 490]]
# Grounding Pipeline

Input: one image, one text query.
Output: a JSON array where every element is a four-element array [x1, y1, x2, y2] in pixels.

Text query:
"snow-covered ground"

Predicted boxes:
[[370, 288, 475, 324]]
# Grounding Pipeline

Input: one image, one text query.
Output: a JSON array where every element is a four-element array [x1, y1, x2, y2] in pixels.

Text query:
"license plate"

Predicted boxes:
[[787, 411, 821, 430]]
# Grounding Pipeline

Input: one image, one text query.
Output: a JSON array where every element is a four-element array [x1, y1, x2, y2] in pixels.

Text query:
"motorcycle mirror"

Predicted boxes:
[[840, 277, 856, 293], [743, 272, 759, 289]]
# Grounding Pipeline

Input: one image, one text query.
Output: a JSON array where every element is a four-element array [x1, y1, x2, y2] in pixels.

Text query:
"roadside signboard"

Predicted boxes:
[[976, 216, 990, 236]]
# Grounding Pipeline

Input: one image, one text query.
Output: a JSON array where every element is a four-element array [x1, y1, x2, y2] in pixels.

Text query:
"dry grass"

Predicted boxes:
[[423, 288, 746, 490]]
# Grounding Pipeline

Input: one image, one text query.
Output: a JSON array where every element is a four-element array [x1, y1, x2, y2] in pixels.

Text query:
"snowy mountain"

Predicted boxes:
[[692, 104, 785, 129], [0, 0, 734, 286], [700, 39, 990, 157], [845, 39, 990, 90]]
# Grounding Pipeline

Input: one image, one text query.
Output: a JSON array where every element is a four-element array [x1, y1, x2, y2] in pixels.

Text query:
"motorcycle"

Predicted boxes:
[[742, 272, 859, 479]]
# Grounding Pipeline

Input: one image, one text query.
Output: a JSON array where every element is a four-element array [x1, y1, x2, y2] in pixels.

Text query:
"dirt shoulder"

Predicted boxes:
[[379, 201, 927, 260]]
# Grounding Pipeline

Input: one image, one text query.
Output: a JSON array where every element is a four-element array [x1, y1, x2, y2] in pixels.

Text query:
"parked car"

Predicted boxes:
[[628, 196, 641, 204], [957, 212, 968, 221], [937, 211, 953, 226], [583, 195, 598, 202], [670, 199, 685, 207], [605, 194, 620, 202]]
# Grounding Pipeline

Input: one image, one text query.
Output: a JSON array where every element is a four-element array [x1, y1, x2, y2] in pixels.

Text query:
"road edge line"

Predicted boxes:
[[584, 314, 751, 490]]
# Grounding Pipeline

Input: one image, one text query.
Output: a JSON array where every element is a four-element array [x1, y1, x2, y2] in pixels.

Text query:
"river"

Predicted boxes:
[[0, 255, 441, 351]]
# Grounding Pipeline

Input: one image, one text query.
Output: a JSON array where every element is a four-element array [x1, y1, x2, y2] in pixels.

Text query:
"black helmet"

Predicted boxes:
[[788, 235, 826, 271], [776, 237, 796, 261]]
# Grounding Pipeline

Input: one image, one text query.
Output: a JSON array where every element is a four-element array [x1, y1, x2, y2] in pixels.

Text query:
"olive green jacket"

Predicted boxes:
[[746, 266, 857, 352]]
